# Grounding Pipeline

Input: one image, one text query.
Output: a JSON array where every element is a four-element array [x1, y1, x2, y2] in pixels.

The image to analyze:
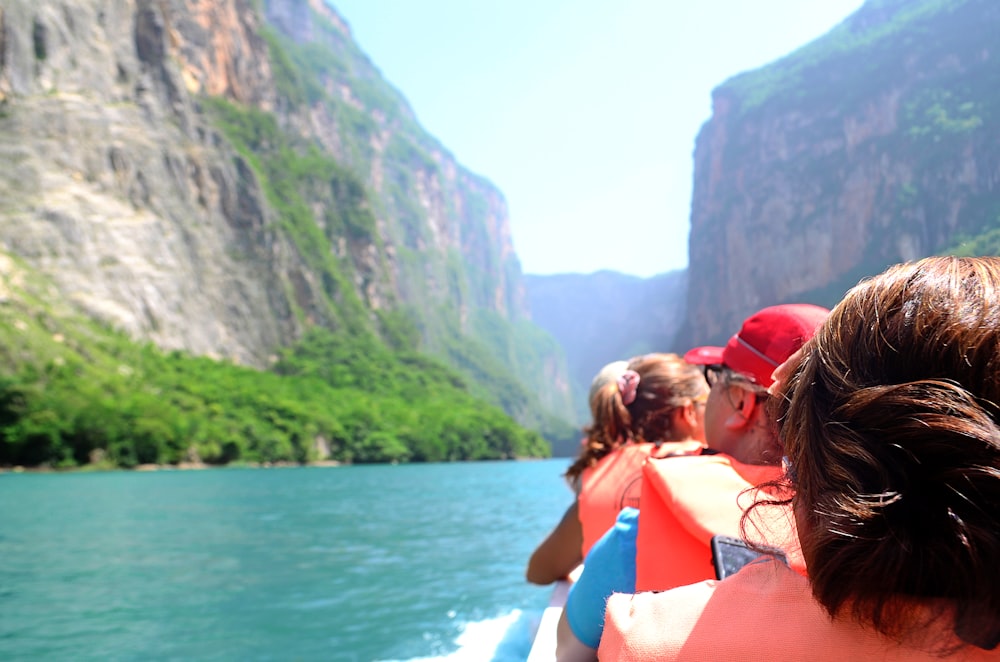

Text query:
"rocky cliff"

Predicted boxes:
[[0, 0, 297, 364], [681, 0, 1000, 346], [0, 0, 573, 427]]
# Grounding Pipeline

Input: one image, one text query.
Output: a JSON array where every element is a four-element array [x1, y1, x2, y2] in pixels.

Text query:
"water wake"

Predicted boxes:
[[383, 608, 542, 662]]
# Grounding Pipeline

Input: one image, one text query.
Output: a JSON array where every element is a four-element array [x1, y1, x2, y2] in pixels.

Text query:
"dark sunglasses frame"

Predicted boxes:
[[703, 363, 768, 394], [702, 364, 727, 388]]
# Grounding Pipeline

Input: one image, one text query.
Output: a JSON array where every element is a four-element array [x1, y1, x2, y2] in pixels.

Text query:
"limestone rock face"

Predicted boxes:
[[0, 0, 534, 383], [0, 0, 307, 365], [261, 0, 527, 323], [682, 0, 1000, 346]]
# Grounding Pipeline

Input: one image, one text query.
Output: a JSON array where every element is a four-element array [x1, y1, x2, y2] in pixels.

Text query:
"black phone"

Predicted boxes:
[[710, 534, 789, 580]]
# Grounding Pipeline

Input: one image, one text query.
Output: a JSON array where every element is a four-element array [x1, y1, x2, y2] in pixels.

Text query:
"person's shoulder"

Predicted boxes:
[[607, 561, 798, 619], [645, 451, 732, 477], [650, 451, 782, 486], [607, 580, 717, 618], [603, 582, 717, 653], [650, 449, 728, 464]]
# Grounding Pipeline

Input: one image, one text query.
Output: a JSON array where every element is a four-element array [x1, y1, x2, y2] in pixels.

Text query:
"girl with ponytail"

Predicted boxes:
[[526, 353, 708, 585]]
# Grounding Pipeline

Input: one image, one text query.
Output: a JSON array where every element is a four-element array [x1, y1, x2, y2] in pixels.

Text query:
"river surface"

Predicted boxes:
[[0, 459, 574, 661]]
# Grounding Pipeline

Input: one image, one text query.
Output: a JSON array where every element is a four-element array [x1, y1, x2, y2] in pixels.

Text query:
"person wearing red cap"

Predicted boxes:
[[555, 304, 829, 662], [683, 303, 830, 467]]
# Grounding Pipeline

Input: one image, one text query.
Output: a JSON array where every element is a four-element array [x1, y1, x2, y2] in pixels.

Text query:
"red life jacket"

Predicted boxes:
[[578, 440, 704, 558], [634, 453, 804, 592], [600, 560, 999, 661]]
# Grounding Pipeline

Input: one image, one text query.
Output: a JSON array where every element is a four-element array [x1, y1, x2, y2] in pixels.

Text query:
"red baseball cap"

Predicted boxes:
[[684, 304, 830, 388]]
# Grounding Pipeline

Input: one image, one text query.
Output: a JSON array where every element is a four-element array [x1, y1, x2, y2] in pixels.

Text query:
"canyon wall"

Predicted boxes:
[[681, 0, 1000, 346], [0, 0, 573, 427]]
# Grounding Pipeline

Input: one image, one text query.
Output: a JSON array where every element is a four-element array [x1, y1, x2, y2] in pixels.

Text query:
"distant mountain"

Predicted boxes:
[[525, 270, 687, 435]]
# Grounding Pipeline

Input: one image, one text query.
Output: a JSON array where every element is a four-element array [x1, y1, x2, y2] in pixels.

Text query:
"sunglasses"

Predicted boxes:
[[703, 364, 768, 395], [702, 364, 727, 388]]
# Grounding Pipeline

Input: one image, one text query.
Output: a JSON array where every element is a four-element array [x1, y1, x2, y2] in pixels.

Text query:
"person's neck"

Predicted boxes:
[[732, 425, 782, 466]]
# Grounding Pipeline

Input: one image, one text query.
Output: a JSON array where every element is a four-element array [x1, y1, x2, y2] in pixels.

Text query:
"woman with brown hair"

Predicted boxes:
[[600, 256, 1000, 660], [525, 353, 708, 585]]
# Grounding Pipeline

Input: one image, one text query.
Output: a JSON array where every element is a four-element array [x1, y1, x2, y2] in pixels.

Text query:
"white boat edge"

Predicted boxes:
[[525, 578, 571, 661], [526, 564, 583, 661]]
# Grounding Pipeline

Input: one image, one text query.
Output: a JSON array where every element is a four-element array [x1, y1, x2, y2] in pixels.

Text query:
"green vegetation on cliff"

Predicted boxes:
[[203, 95, 378, 333], [0, 88, 572, 470], [256, 7, 577, 428], [721, 0, 971, 115], [0, 0, 577, 468], [200, 95, 575, 459], [0, 259, 549, 468]]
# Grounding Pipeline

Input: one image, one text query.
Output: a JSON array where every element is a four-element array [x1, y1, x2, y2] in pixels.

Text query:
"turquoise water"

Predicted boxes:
[[0, 460, 574, 661]]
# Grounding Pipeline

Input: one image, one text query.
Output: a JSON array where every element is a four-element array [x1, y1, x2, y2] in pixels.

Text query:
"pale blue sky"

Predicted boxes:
[[329, 0, 865, 277]]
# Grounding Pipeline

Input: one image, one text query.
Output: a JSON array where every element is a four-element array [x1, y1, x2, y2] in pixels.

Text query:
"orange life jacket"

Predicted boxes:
[[634, 453, 804, 592], [578, 440, 704, 558], [600, 560, 1000, 661]]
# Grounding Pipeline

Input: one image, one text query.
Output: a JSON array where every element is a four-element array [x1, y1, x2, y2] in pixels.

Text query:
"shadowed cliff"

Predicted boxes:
[[679, 0, 1000, 347]]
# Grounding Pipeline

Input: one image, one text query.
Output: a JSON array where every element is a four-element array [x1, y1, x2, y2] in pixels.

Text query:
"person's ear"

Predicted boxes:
[[724, 388, 757, 430], [669, 404, 698, 436], [681, 402, 698, 428]]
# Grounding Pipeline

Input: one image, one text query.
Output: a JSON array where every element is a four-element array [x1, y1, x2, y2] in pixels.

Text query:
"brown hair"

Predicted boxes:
[[773, 256, 1000, 650], [565, 353, 706, 482]]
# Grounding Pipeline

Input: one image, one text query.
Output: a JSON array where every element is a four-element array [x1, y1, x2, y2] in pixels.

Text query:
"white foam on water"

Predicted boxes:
[[382, 608, 541, 662]]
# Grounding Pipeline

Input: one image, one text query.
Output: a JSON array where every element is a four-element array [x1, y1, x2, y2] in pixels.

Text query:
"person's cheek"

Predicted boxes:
[[769, 347, 806, 396]]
